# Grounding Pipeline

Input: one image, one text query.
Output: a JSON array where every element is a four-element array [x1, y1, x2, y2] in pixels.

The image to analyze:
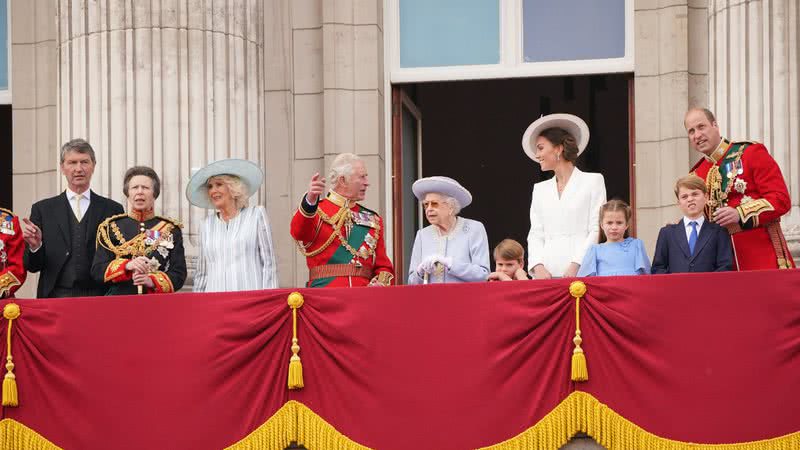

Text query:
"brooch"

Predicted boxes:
[[157, 246, 170, 259], [158, 234, 175, 249], [733, 177, 747, 194]]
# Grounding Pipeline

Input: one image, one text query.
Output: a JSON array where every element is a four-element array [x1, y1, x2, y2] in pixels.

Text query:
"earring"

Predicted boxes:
[[556, 153, 561, 161]]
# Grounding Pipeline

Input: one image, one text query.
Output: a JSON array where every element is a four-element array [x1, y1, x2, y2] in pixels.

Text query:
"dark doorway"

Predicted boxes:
[[0, 104, 11, 209], [393, 75, 632, 277]]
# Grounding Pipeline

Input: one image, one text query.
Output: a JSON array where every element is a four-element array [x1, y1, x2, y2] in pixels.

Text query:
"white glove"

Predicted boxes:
[[437, 256, 453, 269], [416, 255, 438, 276]]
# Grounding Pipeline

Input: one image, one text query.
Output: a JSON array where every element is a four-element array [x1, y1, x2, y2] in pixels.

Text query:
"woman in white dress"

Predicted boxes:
[[522, 114, 607, 279], [187, 159, 278, 292], [407, 176, 490, 284]]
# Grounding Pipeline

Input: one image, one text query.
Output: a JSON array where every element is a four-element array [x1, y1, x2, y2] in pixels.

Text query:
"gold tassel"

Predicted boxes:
[[287, 292, 305, 390], [3, 303, 20, 407], [569, 281, 588, 382]]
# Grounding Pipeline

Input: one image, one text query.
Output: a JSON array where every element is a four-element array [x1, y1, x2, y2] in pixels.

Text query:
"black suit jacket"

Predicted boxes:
[[651, 220, 734, 274], [24, 191, 124, 298]]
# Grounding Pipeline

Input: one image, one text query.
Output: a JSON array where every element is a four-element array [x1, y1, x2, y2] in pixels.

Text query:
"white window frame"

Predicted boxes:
[[386, 0, 634, 83], [0, 0, 11, 105], [382, 0, 634, 255]]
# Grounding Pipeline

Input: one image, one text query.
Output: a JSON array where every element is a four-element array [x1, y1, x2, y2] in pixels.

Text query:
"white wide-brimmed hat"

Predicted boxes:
[[412, 176, 473, 209], [186, 159, 264, 209], [521, 113, 590, 163]]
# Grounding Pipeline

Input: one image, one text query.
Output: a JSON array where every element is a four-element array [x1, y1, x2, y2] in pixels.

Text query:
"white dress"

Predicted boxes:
[[193, 205, 278, 292], [527, 168, 607, 276]]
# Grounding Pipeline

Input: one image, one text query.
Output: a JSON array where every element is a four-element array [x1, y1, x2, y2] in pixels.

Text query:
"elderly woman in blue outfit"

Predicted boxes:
[[407, 176, 490, 284]]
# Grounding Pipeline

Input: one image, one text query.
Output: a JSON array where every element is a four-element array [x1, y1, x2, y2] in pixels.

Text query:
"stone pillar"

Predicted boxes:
[[267, 0, 385, 287], [11, 0, 59, 298], [708, 0, 800, 260], [57, 0, 265, 284], [633, 0, 709, 255]]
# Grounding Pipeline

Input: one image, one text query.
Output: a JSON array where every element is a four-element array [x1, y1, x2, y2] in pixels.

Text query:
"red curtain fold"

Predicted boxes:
[[578, 270, 800, 444], [2, 290, 292, 450], [2, 270, 800, 449], [288, 281, 574, 450]]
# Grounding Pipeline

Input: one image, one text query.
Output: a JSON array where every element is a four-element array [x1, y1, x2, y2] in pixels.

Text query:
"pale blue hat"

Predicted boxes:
[[186, 159, 263, 209], [412, 176, 472, 209]]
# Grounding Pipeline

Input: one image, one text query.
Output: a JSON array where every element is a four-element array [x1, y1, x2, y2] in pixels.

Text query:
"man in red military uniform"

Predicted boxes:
[[685, 108, 794, 270], [0, 208, 27, 298], [291, 153, 394, 287]]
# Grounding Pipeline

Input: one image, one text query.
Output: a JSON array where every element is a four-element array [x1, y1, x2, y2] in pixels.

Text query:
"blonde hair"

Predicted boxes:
[[598, 199, 631, 243], [494, 239, 525, 263], [674, 174, 707, 198], [207, 174, 249, 209]]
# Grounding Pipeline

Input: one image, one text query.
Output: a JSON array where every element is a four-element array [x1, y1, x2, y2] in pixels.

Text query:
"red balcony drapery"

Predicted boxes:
[[2, 270, 800, 449]]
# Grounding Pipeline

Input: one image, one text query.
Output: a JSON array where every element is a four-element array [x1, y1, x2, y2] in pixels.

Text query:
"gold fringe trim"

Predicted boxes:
[[0, 419, 63, 450], [479, 391, 800, 450], [225, 401, 371, 450]]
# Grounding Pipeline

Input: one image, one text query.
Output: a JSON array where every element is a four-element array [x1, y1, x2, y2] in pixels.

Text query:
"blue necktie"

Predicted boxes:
[[688, 221, 698, 255]]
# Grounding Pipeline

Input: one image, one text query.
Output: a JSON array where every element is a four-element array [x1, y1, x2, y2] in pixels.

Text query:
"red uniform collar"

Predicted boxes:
[[128, 209, 155, 222]]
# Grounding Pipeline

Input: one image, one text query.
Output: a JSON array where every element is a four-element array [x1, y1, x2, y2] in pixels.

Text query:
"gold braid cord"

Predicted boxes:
[[295, 207, 380, 261], [96, 217, 174, 259]]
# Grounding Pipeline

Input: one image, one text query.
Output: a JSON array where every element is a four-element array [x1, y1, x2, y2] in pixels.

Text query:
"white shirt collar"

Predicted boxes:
[[66, 188, 91, 201], [683, 216, 705, 228]]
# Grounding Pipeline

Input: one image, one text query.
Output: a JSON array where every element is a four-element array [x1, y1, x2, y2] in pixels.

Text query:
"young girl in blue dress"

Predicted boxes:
[[577, 199, 651, 277]]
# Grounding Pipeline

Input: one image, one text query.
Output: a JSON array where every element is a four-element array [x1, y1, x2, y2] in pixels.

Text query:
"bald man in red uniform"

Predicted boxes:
[[685, 108, 794, 270]]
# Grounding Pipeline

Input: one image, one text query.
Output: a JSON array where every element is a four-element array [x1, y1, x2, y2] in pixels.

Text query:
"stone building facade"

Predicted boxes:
[[5, 0, 799, 301]]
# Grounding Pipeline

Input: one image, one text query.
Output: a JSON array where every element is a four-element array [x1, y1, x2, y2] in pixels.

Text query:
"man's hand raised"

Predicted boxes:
[[306, 172, 326, 205]]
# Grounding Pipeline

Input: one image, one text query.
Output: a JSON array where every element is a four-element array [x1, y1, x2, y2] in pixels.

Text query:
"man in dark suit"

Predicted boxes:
[[652, 175, 734, 274], [22, 139, 124, 298]]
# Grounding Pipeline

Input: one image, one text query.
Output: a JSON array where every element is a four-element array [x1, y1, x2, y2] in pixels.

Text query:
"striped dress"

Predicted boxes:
[[193, 205, 278, 292]]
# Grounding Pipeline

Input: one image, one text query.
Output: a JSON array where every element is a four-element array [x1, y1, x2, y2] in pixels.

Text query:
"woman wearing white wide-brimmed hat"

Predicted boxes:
[[186, 159, 278, 292], [407, 176, 490, 284], [522, 114, 607, 279]]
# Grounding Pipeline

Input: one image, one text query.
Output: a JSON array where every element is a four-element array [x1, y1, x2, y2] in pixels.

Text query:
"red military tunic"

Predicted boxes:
[[0, 208, 27, 298], [291, 190, 394, 288], [691, 138, 794, 270]]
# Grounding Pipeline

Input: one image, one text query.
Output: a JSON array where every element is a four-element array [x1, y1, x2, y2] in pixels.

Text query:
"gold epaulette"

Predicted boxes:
[[99, 213, 129, 227], [156, 215, 183, 229]]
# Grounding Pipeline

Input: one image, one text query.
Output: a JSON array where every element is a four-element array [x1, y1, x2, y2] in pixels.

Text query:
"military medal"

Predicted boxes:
[[353, 211, 377, 228], [0, 242, 6, 271], [145, 229, 161, 245], [365, 233, 377, 249], [0, 216, 14, 235]]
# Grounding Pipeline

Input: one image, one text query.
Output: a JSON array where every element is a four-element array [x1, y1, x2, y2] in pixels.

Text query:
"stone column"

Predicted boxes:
[[10, 0, 59, 298], [708, 0, 800, 260], [267, 0, 385, 287], [633, 0, 709, 255], [57, 0, 265, 284]]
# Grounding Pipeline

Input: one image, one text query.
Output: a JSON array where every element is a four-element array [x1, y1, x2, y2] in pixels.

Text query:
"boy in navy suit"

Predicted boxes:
[[652, 175, 733, 274]]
